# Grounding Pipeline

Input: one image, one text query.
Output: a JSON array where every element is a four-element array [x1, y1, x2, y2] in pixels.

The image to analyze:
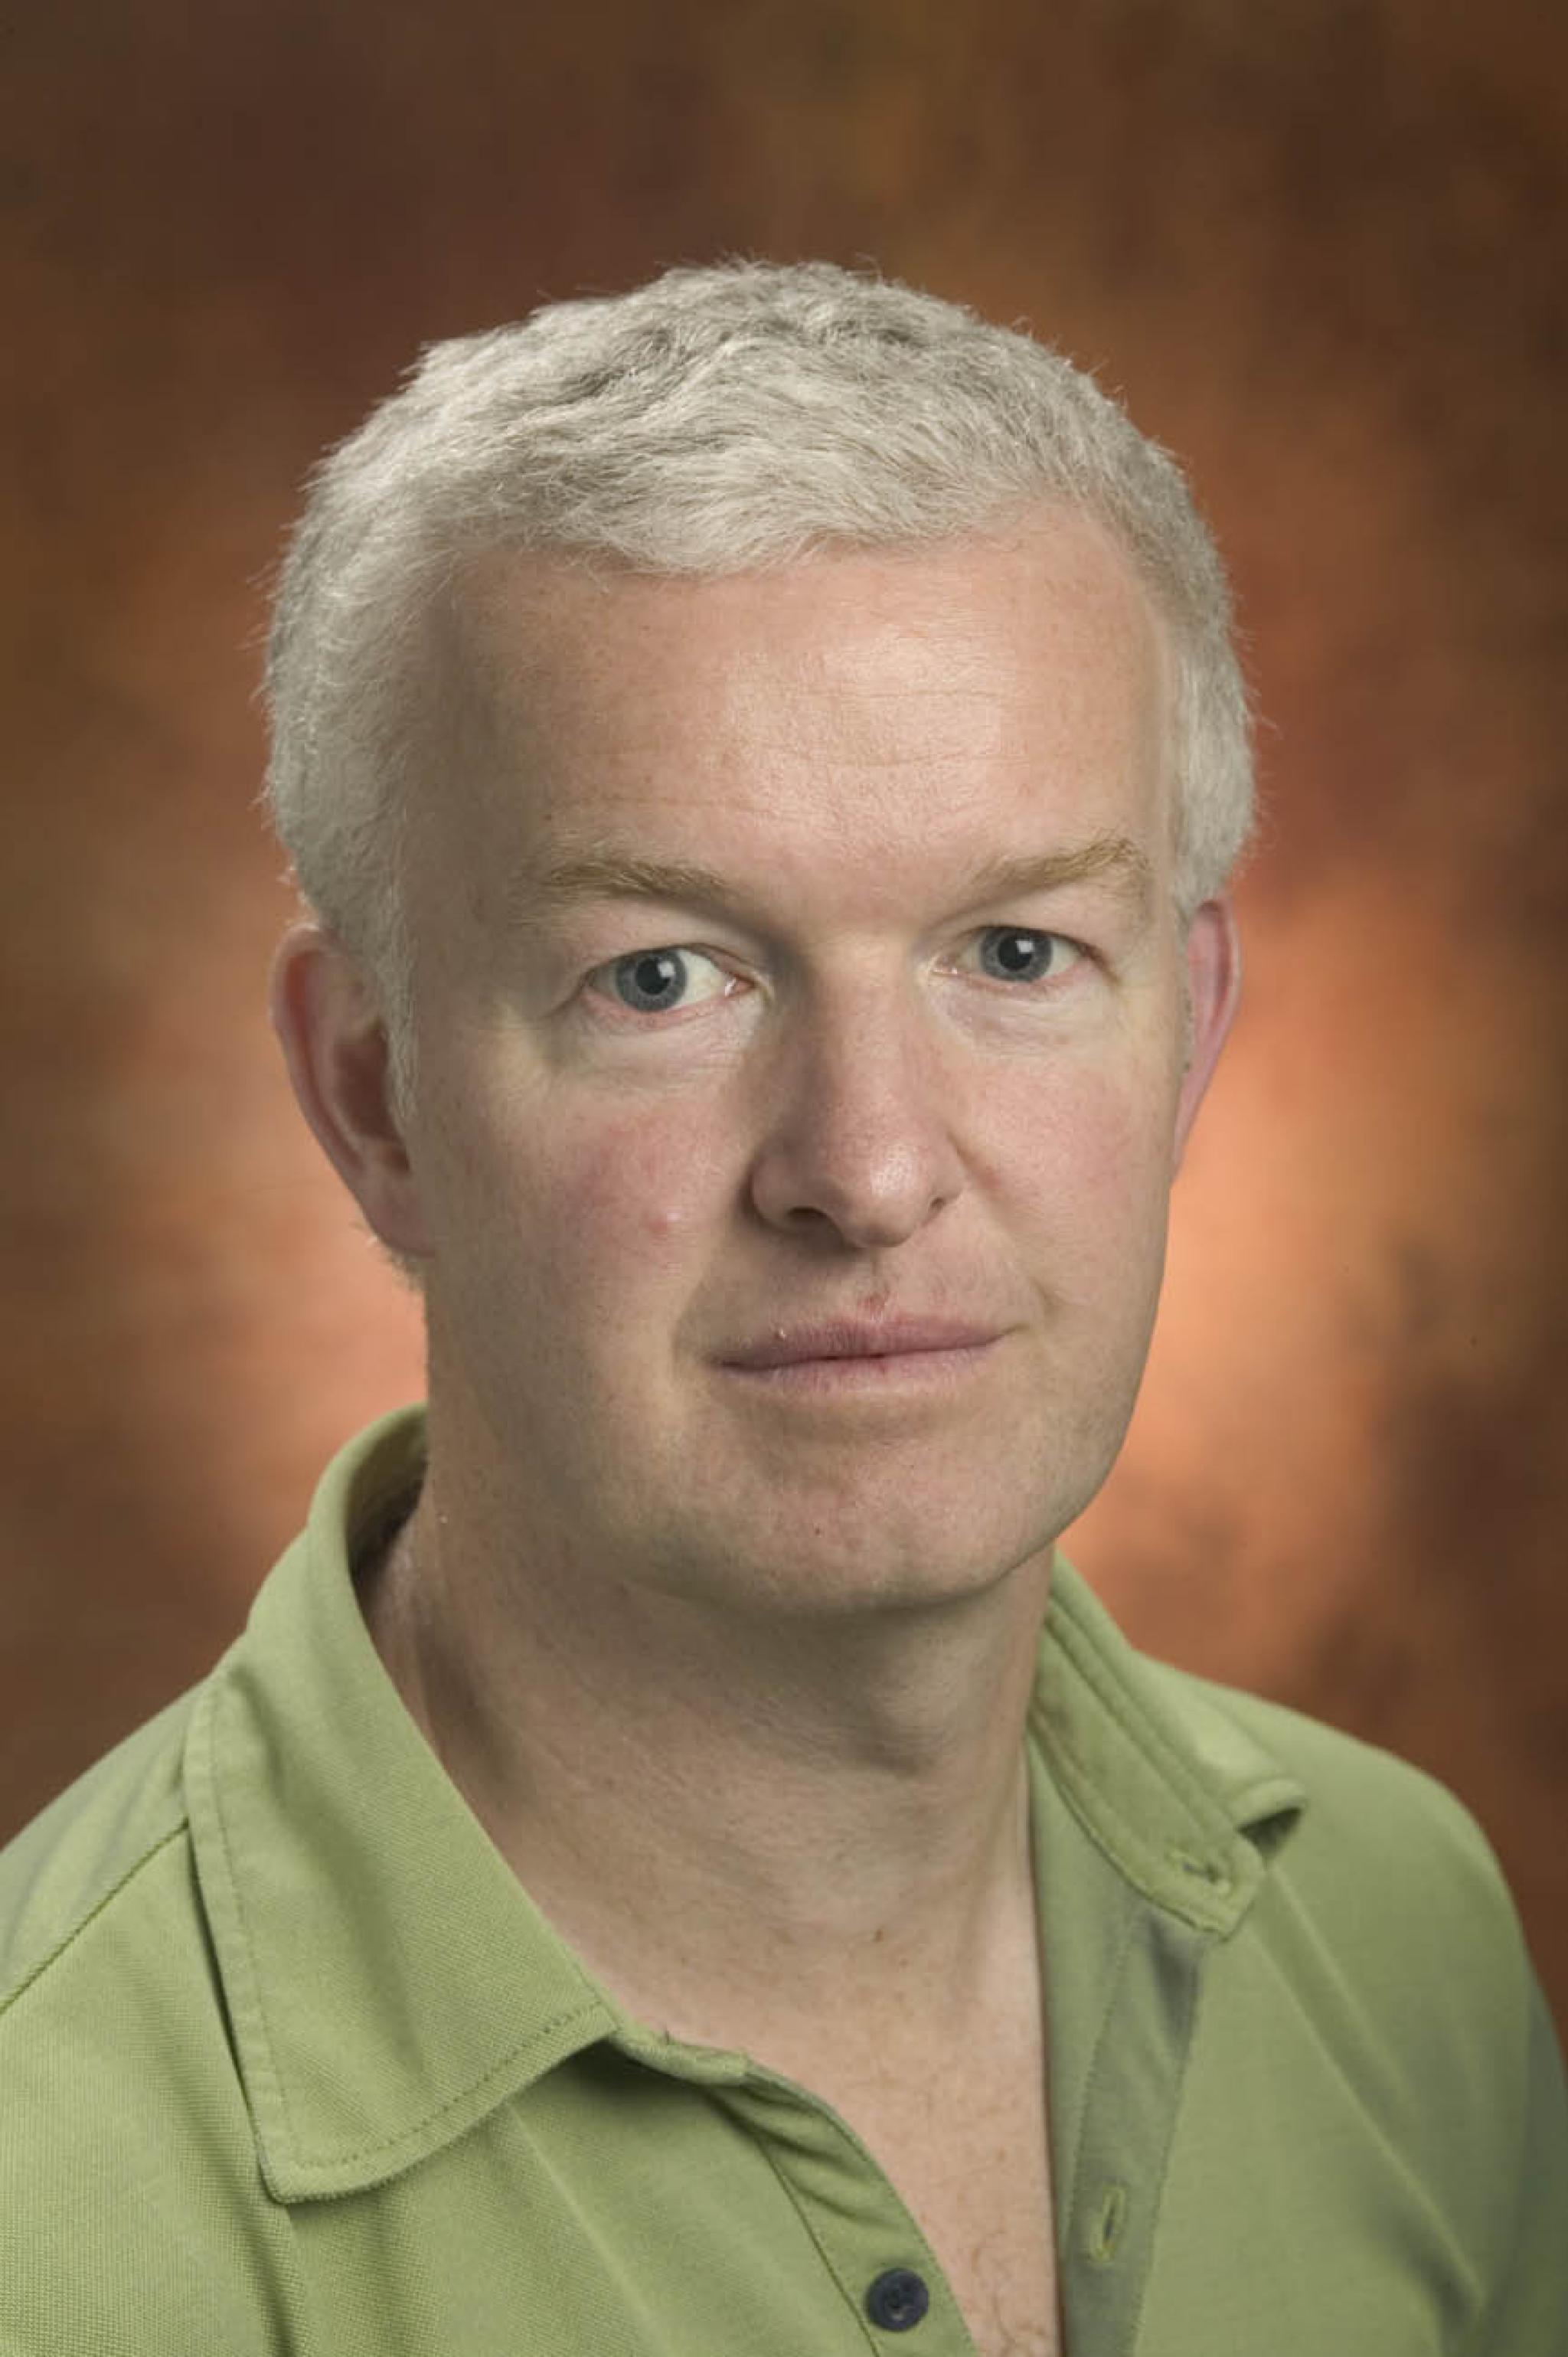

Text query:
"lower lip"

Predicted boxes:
[[721, 1342, 998, 1394]]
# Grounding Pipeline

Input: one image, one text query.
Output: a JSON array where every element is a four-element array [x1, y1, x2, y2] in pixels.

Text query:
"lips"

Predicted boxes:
[[721, 1318, 1002, 1371]]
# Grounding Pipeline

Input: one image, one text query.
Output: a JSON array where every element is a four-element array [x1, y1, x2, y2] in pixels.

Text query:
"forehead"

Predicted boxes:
[[432, 514, 1171, 914]]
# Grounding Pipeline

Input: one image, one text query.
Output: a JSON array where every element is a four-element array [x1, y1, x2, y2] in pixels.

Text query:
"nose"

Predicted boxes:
[[746, 986, 967, 1250]]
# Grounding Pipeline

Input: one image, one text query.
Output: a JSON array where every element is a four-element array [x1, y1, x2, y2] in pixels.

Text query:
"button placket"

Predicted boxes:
[[1059, 1906, 1208, 2352], [714, 2069, 972, 2349]]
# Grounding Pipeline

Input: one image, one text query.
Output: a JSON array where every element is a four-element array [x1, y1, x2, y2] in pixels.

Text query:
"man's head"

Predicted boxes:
[[265, 260, 1250, 1130], [266, 261, 1247, 1615]]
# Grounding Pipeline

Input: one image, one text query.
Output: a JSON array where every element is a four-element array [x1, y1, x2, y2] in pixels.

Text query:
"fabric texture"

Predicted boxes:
[[3, 1404, 1565, 2355]]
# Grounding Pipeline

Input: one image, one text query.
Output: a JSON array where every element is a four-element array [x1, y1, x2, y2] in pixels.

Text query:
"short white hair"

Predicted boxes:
[[264, 259, 1253, 1120]]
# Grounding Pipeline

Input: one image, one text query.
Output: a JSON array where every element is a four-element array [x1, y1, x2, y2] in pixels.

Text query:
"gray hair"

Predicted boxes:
[[263, 259, 1253, 1125]]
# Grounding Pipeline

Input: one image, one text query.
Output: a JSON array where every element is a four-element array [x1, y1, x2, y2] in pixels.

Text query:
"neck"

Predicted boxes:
[[358, 1437, 1055, 2066]]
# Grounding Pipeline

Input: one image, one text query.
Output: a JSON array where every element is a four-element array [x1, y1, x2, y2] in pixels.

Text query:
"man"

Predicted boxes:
[[2, 262, 1564, 2357]]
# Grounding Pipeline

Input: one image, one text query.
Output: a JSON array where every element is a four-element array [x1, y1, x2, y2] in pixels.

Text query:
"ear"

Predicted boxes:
[[1172, 894, 1241, 1169], [267, 921, 436, 1262]]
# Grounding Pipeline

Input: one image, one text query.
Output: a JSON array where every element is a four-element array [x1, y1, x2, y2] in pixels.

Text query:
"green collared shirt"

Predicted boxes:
[[3, 1407, 1565, 2355]]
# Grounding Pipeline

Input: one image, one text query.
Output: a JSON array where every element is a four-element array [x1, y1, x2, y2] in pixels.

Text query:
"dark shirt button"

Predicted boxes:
[[865, 2267, 931, 2331]]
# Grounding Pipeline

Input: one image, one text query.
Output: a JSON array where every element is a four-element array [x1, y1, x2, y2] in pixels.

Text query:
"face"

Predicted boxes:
[[392, 515, 1233, 1619]]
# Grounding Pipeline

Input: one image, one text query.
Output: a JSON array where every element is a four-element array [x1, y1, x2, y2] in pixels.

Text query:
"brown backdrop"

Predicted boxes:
[[4, 0, 1566, 2036]]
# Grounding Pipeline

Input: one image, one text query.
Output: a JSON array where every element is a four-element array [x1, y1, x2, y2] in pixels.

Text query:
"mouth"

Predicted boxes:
[[718, 1318, 1005, 1387]]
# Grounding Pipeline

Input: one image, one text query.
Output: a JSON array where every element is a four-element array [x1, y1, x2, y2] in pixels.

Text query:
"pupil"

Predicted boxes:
[[618, 950, 684, 1009], [993, 929, 1047, 977]]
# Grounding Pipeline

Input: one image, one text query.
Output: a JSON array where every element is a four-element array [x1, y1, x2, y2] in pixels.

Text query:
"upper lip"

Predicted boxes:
[[721, 1318, 1004, 1370]]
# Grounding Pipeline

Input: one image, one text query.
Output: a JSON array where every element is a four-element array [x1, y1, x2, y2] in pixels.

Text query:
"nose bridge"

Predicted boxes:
[[747, 963, 965, 1246]]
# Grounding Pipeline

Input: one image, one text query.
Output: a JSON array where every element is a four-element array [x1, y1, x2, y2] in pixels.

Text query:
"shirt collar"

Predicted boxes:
[[1031, 1560, 1306, 1937], [186, 1405, 1305, 2202], [185, 1406, 624, 2202]]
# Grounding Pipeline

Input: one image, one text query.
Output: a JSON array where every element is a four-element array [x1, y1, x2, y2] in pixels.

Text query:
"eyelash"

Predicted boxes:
[[582, 927, 1089, 1022]]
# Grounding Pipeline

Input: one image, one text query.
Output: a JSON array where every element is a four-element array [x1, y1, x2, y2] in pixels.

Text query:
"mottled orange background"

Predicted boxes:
[[3, 2, 1566, 2035]]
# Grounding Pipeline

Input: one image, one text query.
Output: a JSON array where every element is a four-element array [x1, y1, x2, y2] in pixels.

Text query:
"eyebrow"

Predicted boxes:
[[514, 832, 1155, 928]]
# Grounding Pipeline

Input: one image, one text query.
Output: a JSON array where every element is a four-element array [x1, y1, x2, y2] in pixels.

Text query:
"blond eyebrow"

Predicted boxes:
[[514, 832, 1154, 929], [947, 835, 1155, 917], [521, 851, 760, 921]]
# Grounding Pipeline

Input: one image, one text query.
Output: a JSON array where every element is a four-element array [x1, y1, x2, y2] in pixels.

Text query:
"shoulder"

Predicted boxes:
[[1154, 1666, 1553, 2154], [1142, 1662, 1568, 2339], [0, 1682, 294, 2354], [1044, 1561, 1515, 1960], [1142, 1655, 1533, 2026], [1105, 1637, 1550, 2106], [0, 1689, 197, 1999]]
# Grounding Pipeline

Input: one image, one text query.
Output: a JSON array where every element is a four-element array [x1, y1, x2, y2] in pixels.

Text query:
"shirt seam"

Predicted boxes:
[[201, 1663, 615, 2192], [191, 1668, 299, 2179], [269, 1999, 618, 2192], [0, 1822, 188, 2025]]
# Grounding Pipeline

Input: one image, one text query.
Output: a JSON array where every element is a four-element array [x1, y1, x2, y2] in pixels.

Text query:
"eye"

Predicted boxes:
[[968, 927, 1084, 984], [594, 946, 735, 1015]]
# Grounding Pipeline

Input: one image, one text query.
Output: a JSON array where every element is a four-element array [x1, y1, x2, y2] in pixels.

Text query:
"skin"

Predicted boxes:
[[270, 508, 1239, 2081]]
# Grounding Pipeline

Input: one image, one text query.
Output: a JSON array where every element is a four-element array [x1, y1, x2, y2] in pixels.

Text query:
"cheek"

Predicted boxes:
[[521, 1103, 725, 1282], [994, 1056, 1177, 1216]]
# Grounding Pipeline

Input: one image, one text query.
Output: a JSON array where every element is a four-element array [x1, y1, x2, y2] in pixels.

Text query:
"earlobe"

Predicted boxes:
[[1172, 895, 1241, 1168], [267, 921, 436, 1260]]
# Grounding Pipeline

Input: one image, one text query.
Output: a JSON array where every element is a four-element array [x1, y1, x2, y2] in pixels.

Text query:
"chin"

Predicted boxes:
[[658, 1476, 1083, 1623]]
